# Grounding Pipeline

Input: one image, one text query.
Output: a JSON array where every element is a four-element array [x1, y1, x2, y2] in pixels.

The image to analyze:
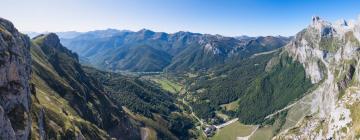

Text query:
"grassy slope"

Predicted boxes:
[[220, 99, 239, 111], [31, 75, 109, 140], [123, 106, 178, 140], [150, 77, 183, 94], [30, 42, 110, 139], [211, 121, 256, 140], [249, 126, 273, 140], [30, 34, 140, 140], [349, 102, 360, 138], [140, 127, 157, 140]]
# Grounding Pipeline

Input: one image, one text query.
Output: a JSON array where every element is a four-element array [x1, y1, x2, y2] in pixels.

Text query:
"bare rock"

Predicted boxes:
[[0, 17, 32, 140]]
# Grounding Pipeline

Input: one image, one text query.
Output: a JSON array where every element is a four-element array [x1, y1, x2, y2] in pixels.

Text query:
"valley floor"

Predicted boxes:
[[143, 74, 275, 140]]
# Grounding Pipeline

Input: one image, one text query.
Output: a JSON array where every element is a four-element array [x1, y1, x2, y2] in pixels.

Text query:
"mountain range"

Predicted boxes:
[[56, 29, 290, 72], [2, 15, 360, 140]]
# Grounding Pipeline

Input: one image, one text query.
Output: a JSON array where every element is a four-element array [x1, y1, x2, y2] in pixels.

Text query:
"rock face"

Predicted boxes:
[[274, 16, 360, 139], [0, 18, 32, 139]]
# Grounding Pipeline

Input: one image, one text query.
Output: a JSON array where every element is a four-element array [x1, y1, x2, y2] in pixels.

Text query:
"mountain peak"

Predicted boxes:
[[0, 17, 17, 34], [335, 19, 348, 27], [310, 16, 331, 28], [138, 28, 154, 33], [44, 33, 60, 41], [33, 33, 61, 47], [311, 16, 321, 23]]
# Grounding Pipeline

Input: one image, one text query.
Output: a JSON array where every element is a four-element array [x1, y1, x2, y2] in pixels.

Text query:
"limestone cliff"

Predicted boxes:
[[274, 16, 360, 139], [0, 17, 32, 140]]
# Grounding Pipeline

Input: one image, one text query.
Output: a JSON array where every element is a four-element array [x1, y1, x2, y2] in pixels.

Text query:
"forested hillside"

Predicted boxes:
[[61, 29, 290, 72], [84, 67, 196, 139]]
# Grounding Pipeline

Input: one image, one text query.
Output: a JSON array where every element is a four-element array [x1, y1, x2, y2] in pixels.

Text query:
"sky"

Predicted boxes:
[[1, 0, 360, 36]]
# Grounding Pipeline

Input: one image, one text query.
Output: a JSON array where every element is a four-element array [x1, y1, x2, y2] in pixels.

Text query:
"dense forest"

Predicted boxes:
[[237, 54, 313, 124], [188, 52, 276, 120], [188, 52, 313, 124]]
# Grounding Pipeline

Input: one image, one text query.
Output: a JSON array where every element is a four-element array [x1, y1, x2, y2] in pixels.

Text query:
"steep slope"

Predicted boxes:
[[30, 33, 196, 140], [271, 17, 360, 139], [84, 67, 196, 140], [61, 29, 289, 72], [83, 67, 176, 117], [30, 33, 141, 139], [236, 53, 312, 124], [0, 17, 32, 140]]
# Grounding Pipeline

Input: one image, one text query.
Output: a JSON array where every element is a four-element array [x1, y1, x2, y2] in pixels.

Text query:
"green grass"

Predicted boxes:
[[122, 106, 178, 140], [215, 111, 230, 120], [249, 126, 273, 140], [348, 102, 360, 135], [220, 99, 239, 111], [140, 127, 157, 140], [345, 31, 360, 46], [211, 121, 256, 140], [31, 74, 109, 139], [280, 101, 311, 132], [151, 78, 182, 94]]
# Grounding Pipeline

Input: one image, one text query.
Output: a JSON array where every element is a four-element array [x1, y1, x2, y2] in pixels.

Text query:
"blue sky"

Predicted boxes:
[[1, 0, 360, 36]]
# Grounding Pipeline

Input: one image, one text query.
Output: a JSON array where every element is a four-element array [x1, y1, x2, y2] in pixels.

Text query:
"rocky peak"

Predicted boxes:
[[0, 17, 32, 140], [310, 16, 335, 38], [34, 33, 61, 48], [138, 28, 155, 35], [278, 16, 360, 139], [34, 33, 79, 62], [335, 19, 348, 27], [0, 18, 18, 36], [42, 33, 60, 44], [311, 16, 321, 24]]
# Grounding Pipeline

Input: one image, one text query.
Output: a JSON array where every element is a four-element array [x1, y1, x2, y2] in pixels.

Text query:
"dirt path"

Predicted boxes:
[[215, 118, 238, 129], [236, 125, 259, 140], [265, 96, 314, 119], [251, 49, 280, 58], [181, 98, 204, 126], [264, 100, 298, 119]]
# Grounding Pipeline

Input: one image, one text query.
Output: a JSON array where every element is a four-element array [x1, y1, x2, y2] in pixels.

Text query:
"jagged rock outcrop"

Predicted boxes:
[[0, 18, 32, 139], [274, 16, 360, 139]]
